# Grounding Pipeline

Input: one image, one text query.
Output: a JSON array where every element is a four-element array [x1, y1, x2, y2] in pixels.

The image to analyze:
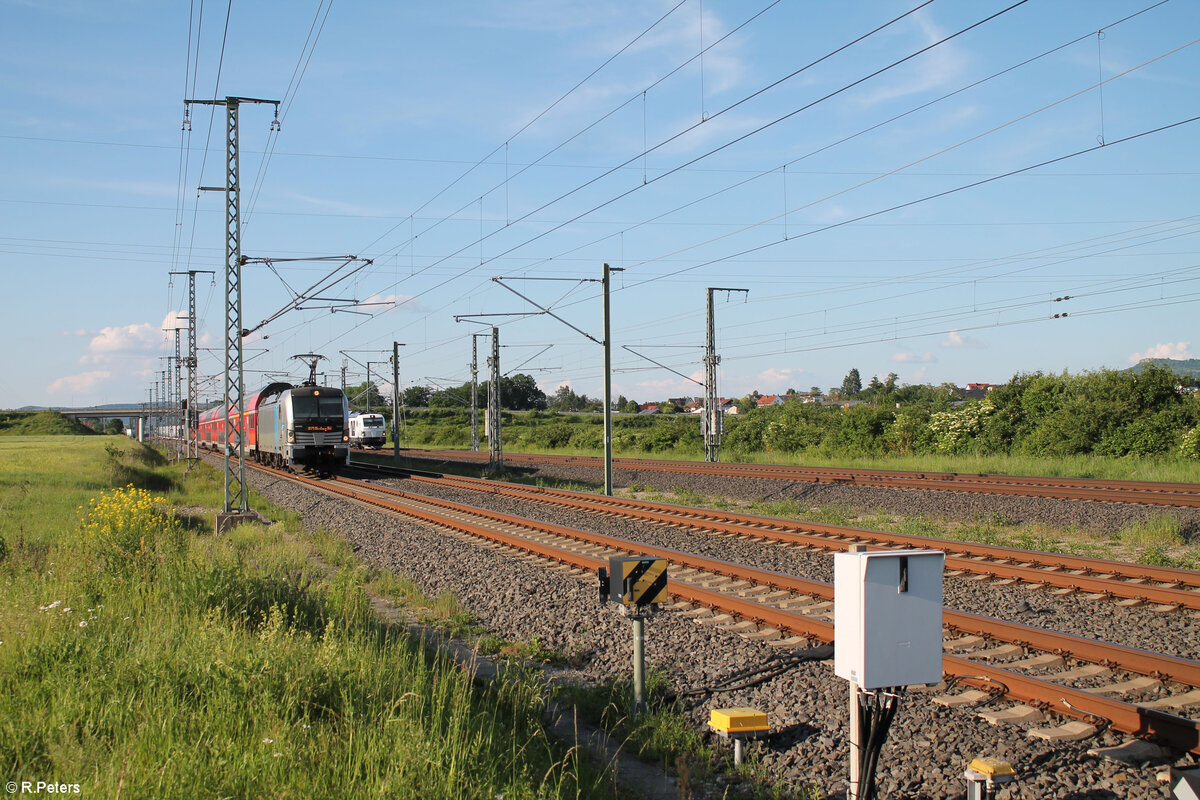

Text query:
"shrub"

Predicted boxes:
[[78, 484, 185, 576]]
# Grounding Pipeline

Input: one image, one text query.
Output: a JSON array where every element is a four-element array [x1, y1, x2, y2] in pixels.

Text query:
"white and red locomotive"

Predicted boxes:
[[197, 382, 349, 472]]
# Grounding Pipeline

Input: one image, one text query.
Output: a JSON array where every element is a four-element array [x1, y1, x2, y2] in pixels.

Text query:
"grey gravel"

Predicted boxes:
[[245, 461, 1198, 799]]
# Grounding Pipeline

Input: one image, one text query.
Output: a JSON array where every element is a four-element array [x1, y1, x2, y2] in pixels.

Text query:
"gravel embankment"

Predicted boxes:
[[248, 463, 1198, 800]]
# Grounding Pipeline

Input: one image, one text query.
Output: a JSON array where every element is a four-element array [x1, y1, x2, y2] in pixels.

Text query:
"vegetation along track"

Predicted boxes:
[[261, 460, 1200, 755], [384, 447, 1200, 507]]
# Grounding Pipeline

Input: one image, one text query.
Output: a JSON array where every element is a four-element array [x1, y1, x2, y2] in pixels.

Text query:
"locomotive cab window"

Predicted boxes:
[[292, 396, 344, 422]]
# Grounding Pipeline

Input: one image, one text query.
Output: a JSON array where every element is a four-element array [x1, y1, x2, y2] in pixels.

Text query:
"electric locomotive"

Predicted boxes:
[[196, 381, 350, 472], [348, 411, 387, 449]]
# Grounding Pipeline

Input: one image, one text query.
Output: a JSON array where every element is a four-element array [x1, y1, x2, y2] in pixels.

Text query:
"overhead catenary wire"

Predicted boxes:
[[525, 0, 1175, 295], [359, 0, 950, 311], [232, 2, 1195, 396], [355, 0, 695, 259], [294, 0, 971, 364]]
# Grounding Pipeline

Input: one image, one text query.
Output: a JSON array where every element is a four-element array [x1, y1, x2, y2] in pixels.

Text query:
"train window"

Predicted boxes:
[[293, 396, 345, 421]]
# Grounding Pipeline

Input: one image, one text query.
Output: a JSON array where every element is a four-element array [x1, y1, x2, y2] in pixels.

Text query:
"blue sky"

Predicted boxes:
[[3, 0, 1199, 409]]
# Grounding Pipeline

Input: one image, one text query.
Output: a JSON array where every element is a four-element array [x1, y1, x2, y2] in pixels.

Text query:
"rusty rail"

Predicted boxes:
[[265, 463, 1200, 755], [381, 448, 1200, 507], [378, 468, 1200, 608]]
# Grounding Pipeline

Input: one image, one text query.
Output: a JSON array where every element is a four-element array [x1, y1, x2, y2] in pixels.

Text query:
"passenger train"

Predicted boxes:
[[197, 381, 350, 472]]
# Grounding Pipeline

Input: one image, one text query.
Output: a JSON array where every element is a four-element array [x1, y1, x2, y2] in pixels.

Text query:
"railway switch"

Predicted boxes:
[[964, 757, 1016, 800], [708, 708, 769, 766]]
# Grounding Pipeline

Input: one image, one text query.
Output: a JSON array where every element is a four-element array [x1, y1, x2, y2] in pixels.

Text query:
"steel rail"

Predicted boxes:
[[423, 470, 1200, 588], [332, 473, 1200, 685], [353, 465, 1200, 607], [383, 447, 1200, 507], [261, 462, 1200, 755]]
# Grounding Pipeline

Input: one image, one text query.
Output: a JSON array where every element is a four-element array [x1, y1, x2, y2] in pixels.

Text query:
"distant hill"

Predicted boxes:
[[1126, 358, 1200, 380], [0, 411, 97, 436]]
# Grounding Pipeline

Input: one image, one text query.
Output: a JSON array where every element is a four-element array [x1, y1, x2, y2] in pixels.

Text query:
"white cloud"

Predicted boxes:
[[908, 366, 929, 383], [891, 351, 935, 363], [80, 322, 164, 364], [1130, 341, 1191, 363], [755, 367, 803, 393], [941, 330, 982, 349], [46, 370, 110, 396], [852, 13, 968, 108]]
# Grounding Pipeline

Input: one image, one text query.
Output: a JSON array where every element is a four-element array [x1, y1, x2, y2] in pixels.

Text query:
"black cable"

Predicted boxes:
[[858, 686, 904, 800], [671, 644, 833, 706]]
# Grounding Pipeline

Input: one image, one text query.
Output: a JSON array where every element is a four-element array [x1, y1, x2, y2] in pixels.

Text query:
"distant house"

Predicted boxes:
[[797, 392, 824, 404], [638, 402, 659, 414], [756, 395, 786, 408], [961, 383, 997, 400]]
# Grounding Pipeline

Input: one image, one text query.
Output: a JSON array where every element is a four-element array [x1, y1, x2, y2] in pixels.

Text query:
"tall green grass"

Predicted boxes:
[[0, 438, 613, 799]]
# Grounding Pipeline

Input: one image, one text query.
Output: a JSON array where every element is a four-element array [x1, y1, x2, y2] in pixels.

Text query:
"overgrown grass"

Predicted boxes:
[[555, 668, 710, 775], [0, 437, 614, 799]]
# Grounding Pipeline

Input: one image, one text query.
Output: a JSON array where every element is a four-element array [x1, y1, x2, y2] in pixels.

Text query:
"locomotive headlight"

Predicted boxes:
[[287, 430, 294, 442], [342, 434, 349, 442]]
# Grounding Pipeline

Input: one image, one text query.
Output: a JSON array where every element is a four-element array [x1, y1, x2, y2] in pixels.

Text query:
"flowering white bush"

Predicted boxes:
[[1180, 425, 1200, 459], [927, 399, 994, 453]]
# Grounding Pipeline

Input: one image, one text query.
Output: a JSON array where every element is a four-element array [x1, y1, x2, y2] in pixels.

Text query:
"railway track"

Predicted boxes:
[[349, 459, 1200, 612], [379, 447, 1200, 507], [254, 460, 1200, 756]]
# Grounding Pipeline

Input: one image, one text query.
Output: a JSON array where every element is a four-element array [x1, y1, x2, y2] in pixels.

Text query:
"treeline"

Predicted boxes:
[[725, 365, 1200, 459]]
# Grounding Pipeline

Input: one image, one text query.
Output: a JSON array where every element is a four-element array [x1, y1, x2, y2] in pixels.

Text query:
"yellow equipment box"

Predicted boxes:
[[708, 708, 769, 735], [967, 757, 1015, 779]]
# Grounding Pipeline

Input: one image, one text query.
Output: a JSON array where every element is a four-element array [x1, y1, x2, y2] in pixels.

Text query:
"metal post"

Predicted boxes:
[[170, 270, 213, 468], [704, 287, 747, 463], [487, 327, 502, 470], [365, 362, 371, 413], [632, 613, 646, 718], [392, 341, 402, 465], [470, 334, 481, 452], [186, 95, 279, 522], [173, 328, 183, 459], [847, 543, 867, 800], [186, 274, 197, 463], [602, 263, 623, 496], [224, 99, 247, 513]]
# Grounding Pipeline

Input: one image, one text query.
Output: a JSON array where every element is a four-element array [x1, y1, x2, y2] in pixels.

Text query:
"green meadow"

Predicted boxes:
[[0, 436, 614, 799]]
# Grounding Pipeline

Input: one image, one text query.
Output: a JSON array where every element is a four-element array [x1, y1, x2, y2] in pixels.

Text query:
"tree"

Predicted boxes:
[[478, 373, 548, 411], [622, 400, 640, 414], [105, 418, 125, 435], [659, 402, 679, 414], [840, 368, 862, 398], [402, 385, 432, 407], [549, 384, 589, 412], [346, 381, 386, 412], [428, 388, 467, 408]]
